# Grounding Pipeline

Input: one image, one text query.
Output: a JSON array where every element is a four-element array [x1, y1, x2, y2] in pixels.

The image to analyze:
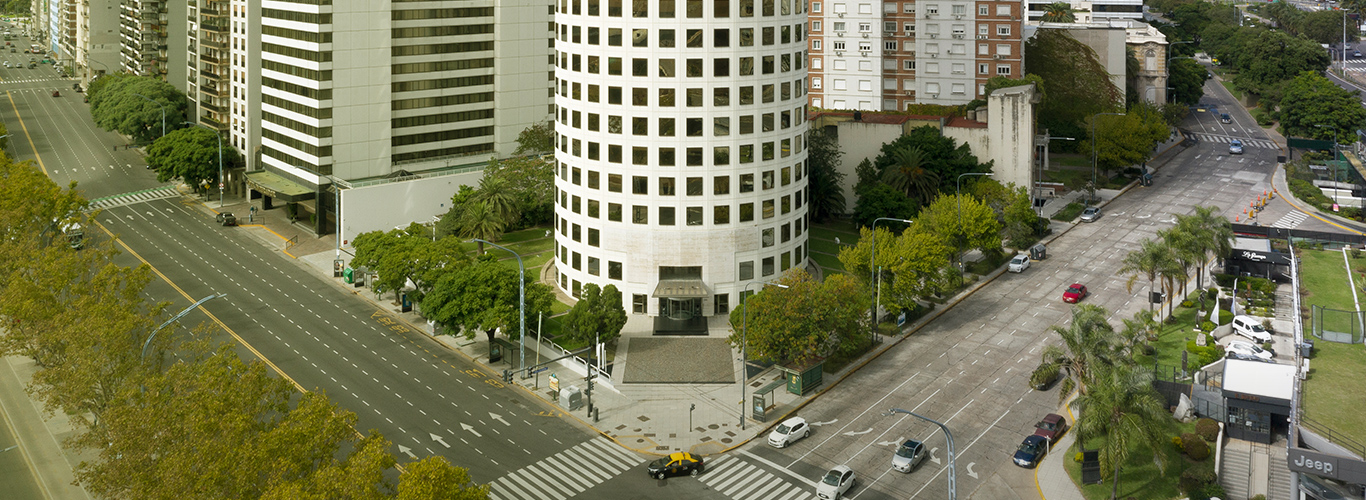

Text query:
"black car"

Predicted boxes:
[[647, 452, 704, 479], [1013, 435, 1049, 468]]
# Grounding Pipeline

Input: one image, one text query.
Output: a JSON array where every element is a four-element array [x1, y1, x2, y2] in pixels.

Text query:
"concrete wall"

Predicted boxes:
[[337, 169, 486, 245], [331, 3, 393, 181], [1064, 27, 1127, 104], [833, 121, 910, 212]]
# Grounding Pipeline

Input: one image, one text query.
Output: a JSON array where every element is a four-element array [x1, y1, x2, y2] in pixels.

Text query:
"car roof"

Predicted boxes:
[[1068, 283, 1084, 288], [668, 452, 695, 461], [828, 464, 853, 474], [1041, 413, 1064, 424], [1023, 434, 1047, 444], [781, 416, 806, 426]]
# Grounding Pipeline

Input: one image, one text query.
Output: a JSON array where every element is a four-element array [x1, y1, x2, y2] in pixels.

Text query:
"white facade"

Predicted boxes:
[[1027, 0, 1142, 22], [229, 0, 261, 169], [75, 0, 119, 85], [552, 0, 811, 322]]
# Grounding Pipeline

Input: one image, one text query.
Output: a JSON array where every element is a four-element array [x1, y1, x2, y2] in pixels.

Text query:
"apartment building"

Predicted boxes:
[[186, 0, 231, 135], [552, 0, 810, 330], [118, 0, 187, 84], [244, 1, 553, 236], [1025, 0, 1143, 22], [74, 0, 121, 85], [227, 0, 261, 170], [808, 0, 1024, 110]]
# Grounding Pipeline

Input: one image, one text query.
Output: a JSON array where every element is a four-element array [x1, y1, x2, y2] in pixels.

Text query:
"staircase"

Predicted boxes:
[[1268, 439, 1293, 500], [1220, 439, 1254, 500]]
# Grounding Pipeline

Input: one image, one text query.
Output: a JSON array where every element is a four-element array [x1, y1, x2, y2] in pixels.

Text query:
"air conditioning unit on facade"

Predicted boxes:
[[862, 32, 869, 38], [837, 11, 844, 17], [952, 34, 963, 39], [860, 50, 869, 56], [977, 35, 987, 39], [928, 33, 937, 38], [954, 14, 963, 19], [929, 53, 937, 58], [836, 50, 844, 56], [904, 90, 913, 95], [905, 31, 915, 37], [836, 31, 845, 37], [886, 31, 897, 37], [993, 54, 1003, 59]]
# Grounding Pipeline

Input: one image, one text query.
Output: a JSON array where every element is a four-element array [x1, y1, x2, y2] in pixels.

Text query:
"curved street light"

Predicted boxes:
[[956, 173, 993, 271], [884, 408, 957, 500], [740, 279, 788, 429]]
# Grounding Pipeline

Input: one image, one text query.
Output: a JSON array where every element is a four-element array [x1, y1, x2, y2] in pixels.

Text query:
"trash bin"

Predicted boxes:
[[559, 385, 583, 411], [1030, 243, 1047, 260], [401, 292, 413, 312], [343, 267, 354, 284], [1300, 340, 1314, 358]]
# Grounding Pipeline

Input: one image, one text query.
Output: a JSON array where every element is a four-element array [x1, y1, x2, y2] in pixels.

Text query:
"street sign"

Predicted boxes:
[[529, 367, 549, 375]]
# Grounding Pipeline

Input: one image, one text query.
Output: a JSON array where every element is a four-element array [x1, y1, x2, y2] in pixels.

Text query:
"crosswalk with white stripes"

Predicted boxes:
[[487, 437, 642, 500], [1271, 210, 1308, 229], [87, 185, 180, 211], [1186, 133, 1278, 150], [696, 455, 816, 500]]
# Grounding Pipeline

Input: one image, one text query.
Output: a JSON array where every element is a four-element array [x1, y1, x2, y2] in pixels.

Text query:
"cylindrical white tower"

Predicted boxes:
[[553, 0, 810, 330]]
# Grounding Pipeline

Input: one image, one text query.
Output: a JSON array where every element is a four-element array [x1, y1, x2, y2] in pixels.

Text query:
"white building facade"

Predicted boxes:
[[553, 0, 811, 330]]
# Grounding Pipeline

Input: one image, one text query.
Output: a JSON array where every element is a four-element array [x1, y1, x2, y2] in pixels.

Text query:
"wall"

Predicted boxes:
[[331, 3, 393, 181], [834, 120, 911, 211], [337, 169, 486, 245], [1062, 26, 1127, 104], [492, 0, 552, 158]]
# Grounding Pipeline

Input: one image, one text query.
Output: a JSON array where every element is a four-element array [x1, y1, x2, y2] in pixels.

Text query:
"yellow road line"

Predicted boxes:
[[0, 360, 54, 500], [5, 91, 49, 176], [1271, 176, 1366, 236]]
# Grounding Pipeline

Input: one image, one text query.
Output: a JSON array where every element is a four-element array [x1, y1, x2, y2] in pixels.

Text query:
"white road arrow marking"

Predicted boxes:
[[489, 413, 511, 426], [397, 445, 418, 459], [876, 436, 903, 447], [430, 433, 451, 448], [966, 462, 978, 479], [809, 419, 839, 426], [842, 427, 873, 437], [460, 423, 482, 438], [930, 447, 941, 465]]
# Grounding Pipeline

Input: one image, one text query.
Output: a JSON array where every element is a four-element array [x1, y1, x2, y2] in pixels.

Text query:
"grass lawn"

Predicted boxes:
[[1133, 306, 1201, 369], [1052, 202, 1085, 222], [1063, 420, 1201, 500], [1219, 80, 1243, 101], [808, 220, 861, 275], [1297, 249, 1366, 449], [1049, 155, 1092, 168]]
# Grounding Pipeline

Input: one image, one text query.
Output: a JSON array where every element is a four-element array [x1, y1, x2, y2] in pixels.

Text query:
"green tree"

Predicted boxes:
[[1278, 72, 1366, 141], [1117, 310, 1160, 359], [871, 126, 990, 196], [482, 155, 554, 229], [1071, 364, 1170, 500], [394, 456, 491, 500], [89, 75, 188, 144], [1040, 1, 1076, 22], [1001, 185, 1041, 245], [511, 120, 555, 156], [881, 146, 939, 206], [1118, 238, 1176, 313], [916, 193, 1002, 260], [473, 175, 519, 227], [561, 283, 628, 347], [1230, 30, 1330, 98], [454, 201, 506, 255], [1032, 304, 1120, 405], [1086, 104, 1169, 179], [727, 269, 868, 365], [1024, 29, 1124, 139], [351, 226, 470, 302], [1168, 58, 1208, 106], [421, 257, 555, 347], [146, 127, 243, 194], [806, 129, 847, 221], [1300, 10, 1356, 44], [851, 183, 918, 228], [837, 224, 955, 314], [1176, 205, 1233, 292]]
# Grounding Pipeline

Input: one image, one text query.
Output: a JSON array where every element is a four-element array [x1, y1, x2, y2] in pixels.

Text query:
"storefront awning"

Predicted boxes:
[[653, 280, 708, 298], [245, 170, 315, 203]]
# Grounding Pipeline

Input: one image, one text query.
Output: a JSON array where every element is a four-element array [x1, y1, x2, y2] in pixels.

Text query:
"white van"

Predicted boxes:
[[1231, 315, 1271, 343]]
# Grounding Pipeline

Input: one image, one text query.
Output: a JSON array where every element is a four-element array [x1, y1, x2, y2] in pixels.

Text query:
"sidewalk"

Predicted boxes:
[[1035, 396, 1085, 500], [0, 356, 94, 500]]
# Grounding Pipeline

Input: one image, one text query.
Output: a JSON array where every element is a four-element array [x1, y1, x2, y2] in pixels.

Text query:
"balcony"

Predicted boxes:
[[199, 115, 228, 132], [199, 54, 224, 66], [199, 83, 228, 99], [200, 37, 227, 50], [200, 22, 226, 34]]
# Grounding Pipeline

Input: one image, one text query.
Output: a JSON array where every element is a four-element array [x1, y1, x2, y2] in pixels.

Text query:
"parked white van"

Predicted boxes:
[[1231, 315, 1271, 343]]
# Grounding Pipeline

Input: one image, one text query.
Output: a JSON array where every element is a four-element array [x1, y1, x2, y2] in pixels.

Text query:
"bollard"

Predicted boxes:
[[593, 407, 599, 422]]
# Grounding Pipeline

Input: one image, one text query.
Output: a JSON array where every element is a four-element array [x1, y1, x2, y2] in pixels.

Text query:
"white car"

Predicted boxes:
[[1226, 340, 1273, 362], [1231, 315, 1272, 343], [816, 465, 856, 500], [1079, 207, 1102, 222], [1008, 254, 1030, 273], [767, 417, 810, 448]]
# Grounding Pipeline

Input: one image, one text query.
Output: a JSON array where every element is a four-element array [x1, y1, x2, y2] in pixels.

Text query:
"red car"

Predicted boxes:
[[1032, 413, 1069, 444], [1062, 283, 1088, 303]]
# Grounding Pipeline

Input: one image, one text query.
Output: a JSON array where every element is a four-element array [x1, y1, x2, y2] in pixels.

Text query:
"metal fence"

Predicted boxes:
[[1231, 223, 1366, 247], [1310, 305, 1366, 344]]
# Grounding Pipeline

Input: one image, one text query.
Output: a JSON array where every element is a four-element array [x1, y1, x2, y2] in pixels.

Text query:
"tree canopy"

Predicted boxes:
[[1277, 72, 1366, 142], [837, 224, 956, 314], [1085, 103, 1171, 178], [88, 75, 188, 144], [146, 127, 244, 193], [1024, 29, 1124, 140], [1168, 58, 1209, 106], [865, 125, 992, 208], [351, 225, 471, 302], [727, 269, 868, 366], [420, 256, 555, 345], [561, 283, 628, 347]]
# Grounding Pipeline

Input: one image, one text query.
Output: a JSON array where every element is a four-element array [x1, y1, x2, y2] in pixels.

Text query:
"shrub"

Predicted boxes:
[[1171, 435, 1183, 449], [1217, 309, 1232, 325], [1200, 484, 1228, 500], [1181, 300, 1194, 308], [1196, 418, 1220, 441], [1200, 320, 1215, 332], [1074, 452, 1084, 463], [1052, 202, 1085, 222], [1179, 462, 1218, 494], [1352, 248, 1362, 259], [1182, 432, 1210, 461], [1186, 341, 1225, 367]]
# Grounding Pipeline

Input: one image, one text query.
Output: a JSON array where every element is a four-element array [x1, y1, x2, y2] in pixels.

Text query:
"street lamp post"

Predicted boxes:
[[884, 408, 957, 500], [740, 280, 788, 430], [869, 217, 913, 350], [955, 173, 993, 271], [1090, 112, 1126, 206], [183, 122, 224, 208], [142, 293, 224, 361], [133, 93, 166, 139], [472, 239, 526, 379]]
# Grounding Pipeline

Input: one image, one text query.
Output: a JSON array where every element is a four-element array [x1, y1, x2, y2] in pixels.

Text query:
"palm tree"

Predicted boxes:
[[1040, 1, 1076, 22], [1158, 227, 1199, 300], [455, 201, 505, 255], [1117, 310, 1159, 359], [1180, 205, 1233, 292], [475, 175, 520, 227], [882, 147, 940, 206], [1118, 238, 1176, 313], [1071, 364, 1170, 500], [1033, 304, 1119, 405]]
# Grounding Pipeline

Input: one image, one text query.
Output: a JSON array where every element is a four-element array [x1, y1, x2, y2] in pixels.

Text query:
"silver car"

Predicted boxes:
[[1229, 139, 1243, 155], [1226, 340, 1273, 362], [892, 439, 927, 473], [1079, 207, 1101, 223]]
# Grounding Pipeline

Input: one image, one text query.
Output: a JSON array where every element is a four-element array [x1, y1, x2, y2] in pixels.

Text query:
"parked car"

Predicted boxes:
[[1226, 340, 1274, 362], [1032, 414, 1069, 445], [1079, 207, 1101, 222], [1231, 315, 1272, 343], [816, 465, 856, 500], [892, 439, 927, 473], [1062, 283, 1088, 303], [767, 417, 810, 448], [1013, 435, 1049, 468], [646, 452, 704, 479], [1229, 139, 1243, 155], [1008, 254, 1030, 273]]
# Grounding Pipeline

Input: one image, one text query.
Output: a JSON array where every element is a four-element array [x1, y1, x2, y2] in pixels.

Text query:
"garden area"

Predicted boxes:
[[1297, 248, 1366, 451], [1064, 418, 1225, 500]]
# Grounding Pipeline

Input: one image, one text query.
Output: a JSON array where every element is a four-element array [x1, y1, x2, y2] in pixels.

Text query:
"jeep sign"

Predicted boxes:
[[1288, 448, 1366, 483]]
